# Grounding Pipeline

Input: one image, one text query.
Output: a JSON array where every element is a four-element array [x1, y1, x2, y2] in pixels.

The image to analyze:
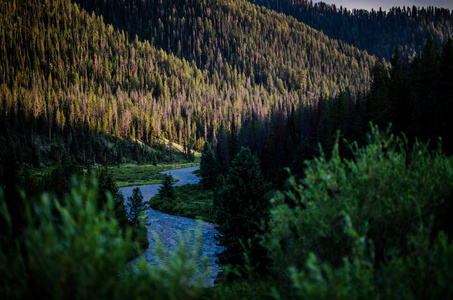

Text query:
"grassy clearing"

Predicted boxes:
[[149, 184, 215, 223], [109, 161, 199, 187]]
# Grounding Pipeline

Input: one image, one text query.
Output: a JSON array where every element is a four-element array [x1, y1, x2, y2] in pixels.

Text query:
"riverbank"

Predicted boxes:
[[119, 166, 222, 287]]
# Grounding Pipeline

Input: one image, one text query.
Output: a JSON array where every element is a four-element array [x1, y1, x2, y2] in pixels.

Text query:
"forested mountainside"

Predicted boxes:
[[248, 0, 453, 60], [0, 0, 376, 165], [73, 0, 375, 96]]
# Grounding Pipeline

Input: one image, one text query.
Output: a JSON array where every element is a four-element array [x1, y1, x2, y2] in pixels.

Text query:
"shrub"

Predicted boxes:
[[0, 179, 207, 299], [265, 126, 453, 298]]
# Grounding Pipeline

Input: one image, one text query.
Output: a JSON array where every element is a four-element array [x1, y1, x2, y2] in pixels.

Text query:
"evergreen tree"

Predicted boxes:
[[157, 174, 175, 200], [113, 191, 128, 230], [126, 187, 147, 229], [42, 154, 82, 199], [366, 58, 390, 129], [96, 165, 118, 207], [95, 165, 128, 229], [389, 47, 408, 133], [227, 120, 239, 159], [214, 147, 269, 278], [199, 141, 218, 189]]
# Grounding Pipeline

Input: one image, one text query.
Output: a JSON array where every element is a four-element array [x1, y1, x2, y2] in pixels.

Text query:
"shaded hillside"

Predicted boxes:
[[209, 38, 453, 183], [248, 0, 453, 60]]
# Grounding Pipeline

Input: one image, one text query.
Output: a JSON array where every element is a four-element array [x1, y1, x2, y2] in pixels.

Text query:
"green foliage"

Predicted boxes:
[[281, 228, 453, 300], [113, 191, 128, 230], [215, 147, 269, 277], [0, 180, 207, 299], [379, 230, 453, 299], [126, 187, 149, 251], [109, 162, 198, 188], [215, 173, 226, 191], [287, 253, 377, 300], [41, 154, 83, 199], [96, 164, 119, 206], [126, 187, 147, 228], [265, 126, 453, 298], [157, 174, 176, 200], [206, 277, 276, 300], [148, 174, 179, 219], [148, 196, 176, 217], [200, 142, 219, 189], [149, 184, 215, 223], [95, 165, 129, 229]]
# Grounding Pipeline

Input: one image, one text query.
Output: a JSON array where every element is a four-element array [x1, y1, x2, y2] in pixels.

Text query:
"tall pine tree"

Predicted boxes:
[[199, 142, 218, 189], [214, 147, 269, 278], [126, 187, 147, 229], [157, 174, 175, 200]]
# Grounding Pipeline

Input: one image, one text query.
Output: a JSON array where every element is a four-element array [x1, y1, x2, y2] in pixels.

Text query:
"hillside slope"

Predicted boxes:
[[0, 0, 377, 165], [73, 0, 376, 97]]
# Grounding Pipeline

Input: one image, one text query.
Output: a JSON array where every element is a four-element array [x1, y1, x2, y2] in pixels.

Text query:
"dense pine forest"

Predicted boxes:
[[0, 0, 377, 166], [249, 0, 453, 60], [1, 0, 453, 299]]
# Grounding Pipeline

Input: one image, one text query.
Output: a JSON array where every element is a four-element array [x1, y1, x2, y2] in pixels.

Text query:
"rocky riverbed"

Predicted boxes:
[[120, 166, 223, 286]]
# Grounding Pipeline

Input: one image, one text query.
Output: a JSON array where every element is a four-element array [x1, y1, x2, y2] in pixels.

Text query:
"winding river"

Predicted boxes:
[[119, 166, 222, 286]]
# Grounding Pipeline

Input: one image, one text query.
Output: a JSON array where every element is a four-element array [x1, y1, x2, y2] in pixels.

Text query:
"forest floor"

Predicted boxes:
[[120, 166, 223, 286]]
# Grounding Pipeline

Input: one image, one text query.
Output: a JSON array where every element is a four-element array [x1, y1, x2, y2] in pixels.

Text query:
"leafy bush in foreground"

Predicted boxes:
[[265, 126, 453, 298], [0, 180, 207, 299]]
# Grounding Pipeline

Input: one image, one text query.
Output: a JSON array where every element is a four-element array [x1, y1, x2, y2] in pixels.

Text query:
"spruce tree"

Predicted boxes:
[[96, 165, 118, 207], [157, 174, 175, 199], [366, 58, 390, 129], [113, 191, 129, 230], [389, 46, 408, 133], [199, 141, 218, 189], [126, 187, 147, 229], [95, 165, 128, 230], [214, 147, 269, 277]]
